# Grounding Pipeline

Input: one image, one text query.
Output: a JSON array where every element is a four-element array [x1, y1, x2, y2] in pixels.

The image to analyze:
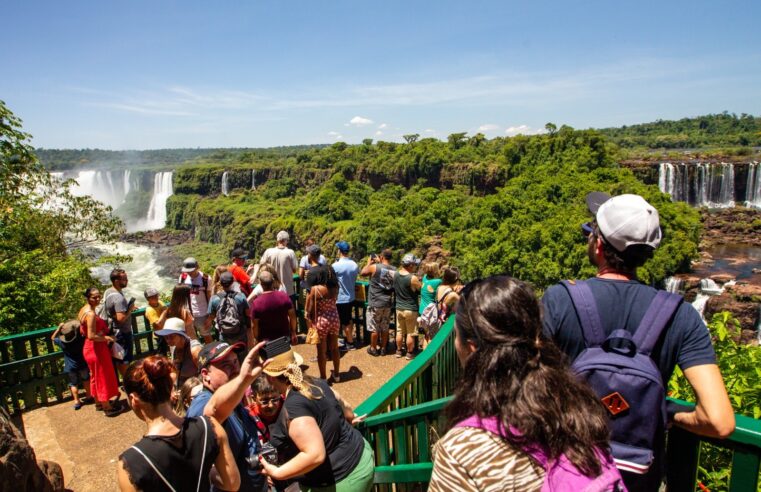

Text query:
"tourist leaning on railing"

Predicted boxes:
[[429, 276, 625, 491], [118, 355, 239, 492]]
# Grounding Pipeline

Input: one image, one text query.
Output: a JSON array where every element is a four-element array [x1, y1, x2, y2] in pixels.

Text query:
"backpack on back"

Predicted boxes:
[[455, 415, 626, 492], [561, 280, 682, 476], [215, 292, 246, 337]]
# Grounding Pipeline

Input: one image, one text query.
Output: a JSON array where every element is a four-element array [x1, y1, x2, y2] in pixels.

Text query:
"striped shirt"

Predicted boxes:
[[429, 426, 545, 491]]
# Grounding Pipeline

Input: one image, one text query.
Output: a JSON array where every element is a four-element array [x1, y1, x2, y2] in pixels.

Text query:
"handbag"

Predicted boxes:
[[111, 341, 125, 360], [306, 288, 320, 345]]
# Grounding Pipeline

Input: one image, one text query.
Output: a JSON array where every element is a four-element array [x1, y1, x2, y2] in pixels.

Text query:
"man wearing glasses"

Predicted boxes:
[[187, 341, 268, 492], [541, 192, 734, 491]]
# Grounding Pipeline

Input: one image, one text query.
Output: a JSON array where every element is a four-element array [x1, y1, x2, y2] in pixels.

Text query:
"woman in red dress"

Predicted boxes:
[[79, 287, 122, 416]]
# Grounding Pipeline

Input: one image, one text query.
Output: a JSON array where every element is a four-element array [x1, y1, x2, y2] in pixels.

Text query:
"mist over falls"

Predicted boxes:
[[51, 169, 174, 232]]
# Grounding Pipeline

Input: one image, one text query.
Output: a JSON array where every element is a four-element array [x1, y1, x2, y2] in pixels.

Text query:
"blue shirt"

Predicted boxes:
[[53, 337, 87, 373], [187, 388, 266, 492], [332, 257, 359, 304]]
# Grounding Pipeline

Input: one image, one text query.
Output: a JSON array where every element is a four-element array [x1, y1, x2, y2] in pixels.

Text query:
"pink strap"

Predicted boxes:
[[455, 415, 549, 466]]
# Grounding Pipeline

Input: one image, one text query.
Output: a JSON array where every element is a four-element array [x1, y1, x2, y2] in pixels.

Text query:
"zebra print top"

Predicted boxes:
[[429, 426, 545, 491]]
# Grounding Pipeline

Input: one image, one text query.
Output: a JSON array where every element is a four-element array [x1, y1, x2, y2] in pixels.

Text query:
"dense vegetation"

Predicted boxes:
[[36, 145, 326, 171], [166, 126, 702, 290], [598, 112, 761, 149], [0, 101, 120, 336]]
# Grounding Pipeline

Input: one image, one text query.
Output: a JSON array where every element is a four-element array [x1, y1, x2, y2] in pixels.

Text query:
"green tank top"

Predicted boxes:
[[393, 272, 418, 312]]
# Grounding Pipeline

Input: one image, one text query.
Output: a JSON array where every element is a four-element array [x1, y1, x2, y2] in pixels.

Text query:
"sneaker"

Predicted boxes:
[[380, 348, 387, 356], [405, 353, 415, 361], [338, 344, 349, 352], [345, 343, 356, 351], [73, 402, 83, 410], [394, 351, 403, 358], [367, 347, 380, 357]]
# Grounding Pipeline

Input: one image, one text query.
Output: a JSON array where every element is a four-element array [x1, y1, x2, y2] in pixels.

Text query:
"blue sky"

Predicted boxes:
[[2, 1, 760, 150]]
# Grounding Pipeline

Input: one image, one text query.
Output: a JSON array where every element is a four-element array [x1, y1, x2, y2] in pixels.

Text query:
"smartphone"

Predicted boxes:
[[260, 336, 291, 361]]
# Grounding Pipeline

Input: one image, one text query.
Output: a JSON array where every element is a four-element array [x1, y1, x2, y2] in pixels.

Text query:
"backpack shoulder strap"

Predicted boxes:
[[632, 290, 683, 355], [560, 280, 606, 347], [437, 288, 454, 304]]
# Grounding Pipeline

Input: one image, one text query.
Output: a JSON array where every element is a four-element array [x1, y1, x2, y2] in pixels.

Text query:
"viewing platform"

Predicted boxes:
[[2, 293, 760, 491]]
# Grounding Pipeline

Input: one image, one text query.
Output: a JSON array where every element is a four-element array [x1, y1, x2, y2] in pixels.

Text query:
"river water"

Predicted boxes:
[[88, 241, 176, 305]]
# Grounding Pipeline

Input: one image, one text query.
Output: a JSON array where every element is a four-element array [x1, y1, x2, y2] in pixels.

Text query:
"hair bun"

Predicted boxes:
[[143, 356, 173, 382]]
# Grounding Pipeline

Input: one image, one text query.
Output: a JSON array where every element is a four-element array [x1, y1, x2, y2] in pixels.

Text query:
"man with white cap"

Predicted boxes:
[[179, 257, 213, 343], [154, 317, 202, 388], [542, 192, 734, 491], [253, 230, 299, 302]]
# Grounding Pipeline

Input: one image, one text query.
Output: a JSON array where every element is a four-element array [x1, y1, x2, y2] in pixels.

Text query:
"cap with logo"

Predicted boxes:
[[197, 341, 246, 369], [586, 192, 662, 253]]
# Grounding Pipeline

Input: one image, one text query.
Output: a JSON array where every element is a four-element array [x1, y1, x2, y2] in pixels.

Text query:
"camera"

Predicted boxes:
[[245, 442, 278, 470], [260, 336, 291, 361], [370, 253, 378, 263]]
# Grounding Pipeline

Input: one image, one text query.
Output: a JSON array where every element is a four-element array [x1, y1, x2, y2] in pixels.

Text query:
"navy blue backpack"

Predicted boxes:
[[561, 280, 682, 476]]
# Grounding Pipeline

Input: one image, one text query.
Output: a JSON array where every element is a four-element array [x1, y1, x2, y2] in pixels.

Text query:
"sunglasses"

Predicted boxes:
[[581, 222, 595, 238], [257, 396, 283, 406]]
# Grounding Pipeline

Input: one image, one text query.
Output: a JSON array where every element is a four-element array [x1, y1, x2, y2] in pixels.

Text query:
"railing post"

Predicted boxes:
[[666, 427, 701, 492], [729, 446, 761, 492]]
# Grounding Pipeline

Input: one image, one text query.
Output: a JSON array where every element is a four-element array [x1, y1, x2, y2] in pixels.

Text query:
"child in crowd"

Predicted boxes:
[[173, 376, 202, 417], [143, 287, 168, 355], [51, 319, 91, 410]]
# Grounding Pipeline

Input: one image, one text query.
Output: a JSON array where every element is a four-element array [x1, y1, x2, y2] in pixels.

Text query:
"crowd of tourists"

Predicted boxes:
[[50, 193, 737, 491]]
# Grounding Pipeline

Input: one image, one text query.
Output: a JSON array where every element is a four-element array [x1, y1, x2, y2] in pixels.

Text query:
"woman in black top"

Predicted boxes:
[[117, 355, 240, 492], [259, 345, 374, 491]]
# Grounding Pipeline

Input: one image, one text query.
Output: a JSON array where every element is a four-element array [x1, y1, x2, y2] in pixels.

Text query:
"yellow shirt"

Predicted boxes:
[[145, 305, 167, 329]]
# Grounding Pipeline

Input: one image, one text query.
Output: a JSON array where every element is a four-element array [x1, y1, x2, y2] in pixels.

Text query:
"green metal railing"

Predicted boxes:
[[0, 280, 372, 414], [0, 308, 155, 413], [356, 316, 761, 490]]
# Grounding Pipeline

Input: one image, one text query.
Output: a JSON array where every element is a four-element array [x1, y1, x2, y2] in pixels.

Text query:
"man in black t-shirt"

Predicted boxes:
[[542, 192, 735, 491]]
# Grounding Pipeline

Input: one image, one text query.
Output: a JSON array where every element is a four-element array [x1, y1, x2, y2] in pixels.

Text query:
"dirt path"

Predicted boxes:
[[23, 344, 408, 491]]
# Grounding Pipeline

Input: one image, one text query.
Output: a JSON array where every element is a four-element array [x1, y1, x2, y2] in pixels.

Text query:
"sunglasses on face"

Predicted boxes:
[[89, 295, 102, 300], [257, 396, 283, 406], [581, 222, 595, 238]]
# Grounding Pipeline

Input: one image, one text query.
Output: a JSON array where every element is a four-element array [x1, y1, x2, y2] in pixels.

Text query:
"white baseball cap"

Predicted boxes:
[[154, 318, 190, 339], [588, 193, 662, 253]]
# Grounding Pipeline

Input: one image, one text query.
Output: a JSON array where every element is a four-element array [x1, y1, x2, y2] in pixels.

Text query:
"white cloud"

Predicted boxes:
[[478, 123, 500, 132], [349, 116, 374, 126], [378, 123, 388, 129], [505, 125, 545, 136], [375, 130, 383, 136]]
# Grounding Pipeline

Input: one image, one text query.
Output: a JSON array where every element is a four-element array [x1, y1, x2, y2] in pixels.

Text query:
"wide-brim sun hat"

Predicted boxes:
[[262, 349, 305, 377], [154, 317, 190, 339]]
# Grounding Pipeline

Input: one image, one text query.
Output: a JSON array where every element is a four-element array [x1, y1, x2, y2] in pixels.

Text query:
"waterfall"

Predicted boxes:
[[251, 170, 256, 190], [658, 162, 736, 208], [221, 171, 229, 196], [123, 169, 131, 203], [691, 277, 735, 320], [664, 276, 684, 294], [139, 171, 174, 231], [746, 162, 761, 209]]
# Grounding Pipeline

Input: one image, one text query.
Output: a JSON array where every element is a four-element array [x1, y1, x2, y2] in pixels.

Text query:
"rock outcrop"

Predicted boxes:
[[0, 407, 64, 492]]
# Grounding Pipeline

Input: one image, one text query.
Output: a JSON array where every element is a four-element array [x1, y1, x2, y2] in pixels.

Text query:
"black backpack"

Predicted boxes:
[[215, 292, 247, 336]]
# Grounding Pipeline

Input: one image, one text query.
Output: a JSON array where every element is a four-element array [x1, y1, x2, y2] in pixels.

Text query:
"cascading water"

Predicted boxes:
[[691, 278, 735, 320], [136, 171, 174, 231], [221, 171, 229, 196], [251, 170, 256, 190], [746, 162, 761, 209], [65, 169, 134, 210], [664, 276, 684, 294], [657, 162, 737, 208]]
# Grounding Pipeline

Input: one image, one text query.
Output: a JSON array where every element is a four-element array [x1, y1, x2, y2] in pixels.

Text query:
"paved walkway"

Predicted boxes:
[[22, 344, 409, 492]]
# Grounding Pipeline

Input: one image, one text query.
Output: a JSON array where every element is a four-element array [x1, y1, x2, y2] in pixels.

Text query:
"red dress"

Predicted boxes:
[[80, 312, 120, 402]]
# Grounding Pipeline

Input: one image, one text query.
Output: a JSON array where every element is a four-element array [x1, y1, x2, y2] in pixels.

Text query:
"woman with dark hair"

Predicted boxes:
[[305, 260, 341, 382], [429, 275, 622, 491], [157, 283, 195, 340], [78, 287, 121, 417], [117, 355, 240, 492], [431, 267, 460, 338], [260, 344, 374, 491]]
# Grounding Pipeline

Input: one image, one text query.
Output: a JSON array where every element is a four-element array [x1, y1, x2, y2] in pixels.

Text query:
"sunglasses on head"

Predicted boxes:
[[581, 222, 595, 238]]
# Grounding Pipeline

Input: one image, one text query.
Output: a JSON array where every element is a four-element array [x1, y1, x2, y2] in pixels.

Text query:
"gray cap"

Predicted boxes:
[[144, 287, 159, 299], [220, 271, 235, 286], [402, 253, 421, 266], [592, 193, 662, 253], [182, 257, 198, 273], [276, 230, 290, 242], [306, 244, 321, 256]]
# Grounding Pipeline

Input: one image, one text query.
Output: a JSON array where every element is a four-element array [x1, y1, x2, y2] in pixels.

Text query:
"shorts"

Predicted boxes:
[[67, 368, 90, 387], [396, 310, 418, 338], [336, 303, 353, 326], [366, 306, 391, 334], [115, 331, 134, 364], [193, 315, 210, 337]]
